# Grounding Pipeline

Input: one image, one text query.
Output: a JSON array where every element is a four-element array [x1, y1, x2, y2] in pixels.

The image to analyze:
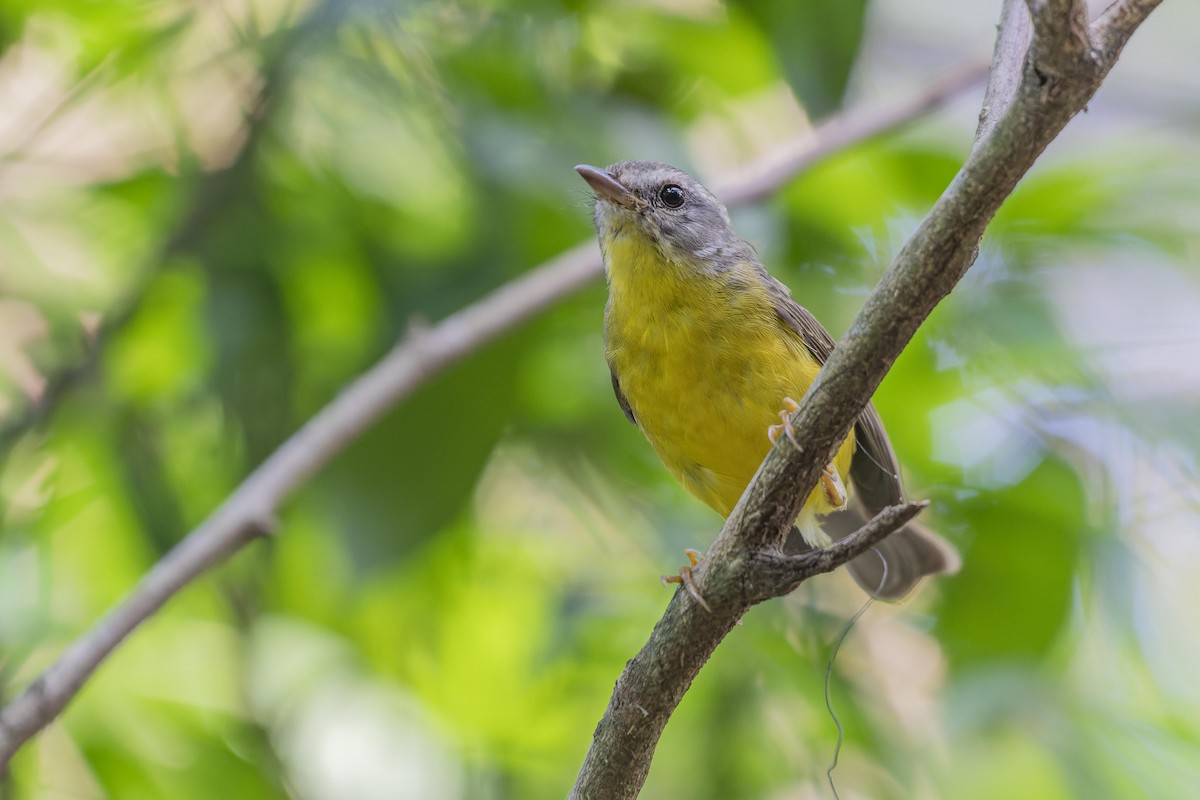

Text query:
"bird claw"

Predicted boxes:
[[768, 396, 848, 511], [767, 396, 802, 450], [661, 548, 712, 612], [821, 464, 848, 509]]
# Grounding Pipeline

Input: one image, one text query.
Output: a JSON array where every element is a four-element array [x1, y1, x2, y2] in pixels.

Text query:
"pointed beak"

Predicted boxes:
[[575, 164, 641, 210]]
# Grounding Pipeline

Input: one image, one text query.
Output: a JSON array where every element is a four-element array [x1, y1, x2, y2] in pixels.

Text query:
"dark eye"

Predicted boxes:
[[659, 184, 685, 208]]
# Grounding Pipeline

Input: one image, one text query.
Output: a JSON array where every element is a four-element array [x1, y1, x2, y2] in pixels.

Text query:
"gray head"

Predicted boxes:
[[575, 160, 749, 272]]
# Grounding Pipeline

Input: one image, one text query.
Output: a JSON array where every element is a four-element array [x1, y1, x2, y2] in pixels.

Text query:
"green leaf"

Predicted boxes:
[[937, 456, 1086, 667], [737, 0, 869, 115], [313, 336, 523, 572]]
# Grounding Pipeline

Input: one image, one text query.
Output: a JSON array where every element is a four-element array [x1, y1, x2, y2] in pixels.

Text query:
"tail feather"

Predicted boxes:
[[785, 504, 960, 600], [813, 402, 962, 599]]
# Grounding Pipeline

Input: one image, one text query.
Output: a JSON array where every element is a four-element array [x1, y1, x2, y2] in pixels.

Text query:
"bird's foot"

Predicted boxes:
[[767, 396, 802, 449], [821, 463, 848, 510], [661, 548, 712, 612], [768, 396, 848, 511]]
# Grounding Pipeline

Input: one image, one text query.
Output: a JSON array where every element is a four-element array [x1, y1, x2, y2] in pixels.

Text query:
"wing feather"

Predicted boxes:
[[763, 271, 902, 505], [610, 368, 637, 425], [766, 272, 958, 597]]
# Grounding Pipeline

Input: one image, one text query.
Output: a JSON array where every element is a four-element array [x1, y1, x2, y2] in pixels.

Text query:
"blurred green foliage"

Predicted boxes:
[[2, 0, 1199, 798]]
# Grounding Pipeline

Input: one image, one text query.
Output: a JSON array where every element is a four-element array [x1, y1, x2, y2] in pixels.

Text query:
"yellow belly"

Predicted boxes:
[[604, 245, 854, 530]]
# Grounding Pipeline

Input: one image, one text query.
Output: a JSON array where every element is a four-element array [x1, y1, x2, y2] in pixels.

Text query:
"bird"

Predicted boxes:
[[575, 160, 959, 600]]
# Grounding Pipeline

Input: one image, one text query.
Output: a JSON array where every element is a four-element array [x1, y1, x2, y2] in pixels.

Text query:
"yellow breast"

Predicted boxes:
[[603, 235, 854, 525]]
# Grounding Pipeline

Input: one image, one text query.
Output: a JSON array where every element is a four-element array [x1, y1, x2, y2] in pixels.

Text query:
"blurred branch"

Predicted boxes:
[[0, 62, 985, 769], [0, 55, 117, 178], [570, 2, 1161, 798], [0, 60, 982, 459], [721, 61, 990, 205]]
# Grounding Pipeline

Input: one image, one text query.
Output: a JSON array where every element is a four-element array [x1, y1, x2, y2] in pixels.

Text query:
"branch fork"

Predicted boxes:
[[741, 501, 929, 601]]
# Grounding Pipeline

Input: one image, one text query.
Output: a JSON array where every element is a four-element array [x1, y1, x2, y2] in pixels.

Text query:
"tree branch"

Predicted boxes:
[[570, 2, 1161, 797], [568, 502, 926, 800], [744, 501, 928, 600], [1094, 0, 1164, 57], [976, 0, 1031, 143], [0, 60, 981, 461], [720, 62, 990, 205], [0, 64, 983, 771]]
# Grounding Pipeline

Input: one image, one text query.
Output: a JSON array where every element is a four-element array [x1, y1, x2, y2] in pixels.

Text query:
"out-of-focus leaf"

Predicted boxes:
[[937, 456, 1086, 666], [313, 336, 523, 572], [737, 0, 870, 115], [939, 728, 1074, 800]]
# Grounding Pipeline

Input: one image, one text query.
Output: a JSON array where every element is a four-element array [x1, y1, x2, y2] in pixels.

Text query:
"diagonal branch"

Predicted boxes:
[[976, 0, 1031, 142], [0, 64, 984, 772], [569, 1, 1162, 798], [0, 61, 983, 461], [722, 0, 1150, 560], [568, 503, 926, 800], [1093, 0, 1164, 57], [720, 62, 989, 205]]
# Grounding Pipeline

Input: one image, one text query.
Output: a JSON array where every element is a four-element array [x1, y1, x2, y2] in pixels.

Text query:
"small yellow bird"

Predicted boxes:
[[576, 161, 958, 599]]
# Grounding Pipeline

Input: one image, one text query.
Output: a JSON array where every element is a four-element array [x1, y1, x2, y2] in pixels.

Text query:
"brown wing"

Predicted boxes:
[[611, 368, 637, 425], [850, 402, 905, 507], [766, 270, 959, 598]]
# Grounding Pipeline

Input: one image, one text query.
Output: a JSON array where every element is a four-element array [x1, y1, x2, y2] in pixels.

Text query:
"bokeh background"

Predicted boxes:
[[2, 0, 1199, 798]]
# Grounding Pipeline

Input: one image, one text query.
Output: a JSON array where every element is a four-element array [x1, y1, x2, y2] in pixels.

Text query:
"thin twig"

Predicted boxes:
[[0, 64, 985, 771], [745, 502, 927, 599], [720, 61, 990, 205]]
